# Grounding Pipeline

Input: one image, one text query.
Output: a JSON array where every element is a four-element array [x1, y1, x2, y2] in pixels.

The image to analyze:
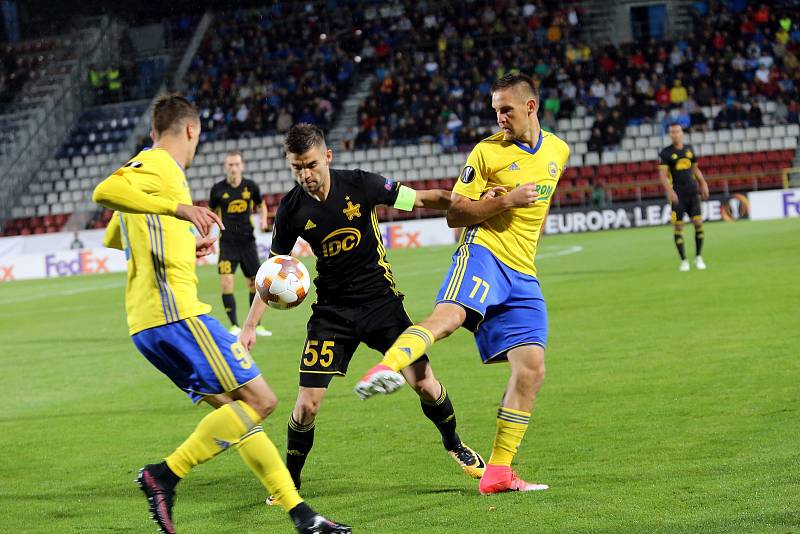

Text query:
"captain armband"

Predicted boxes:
[[393, 185, 417, 212]]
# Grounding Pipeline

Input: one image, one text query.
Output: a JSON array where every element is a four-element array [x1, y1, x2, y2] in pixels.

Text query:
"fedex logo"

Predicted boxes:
[[45, 251, 110, 277], [0, 264, 14, 282], [383, 225, 421, 249], [782, 192, 800, 217]]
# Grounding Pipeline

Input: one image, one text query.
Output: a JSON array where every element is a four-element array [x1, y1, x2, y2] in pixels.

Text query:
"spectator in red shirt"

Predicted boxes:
[[754, 4, 769, 25], [599, 53, 615, 73], [712, 31, 725, 50], [655, 84, 671, 107]]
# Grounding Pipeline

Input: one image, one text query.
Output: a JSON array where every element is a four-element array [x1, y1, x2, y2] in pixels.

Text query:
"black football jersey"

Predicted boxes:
[[658, 144, 698, 193], [270, 168, 403, 304], [209, 178, 263, 242]]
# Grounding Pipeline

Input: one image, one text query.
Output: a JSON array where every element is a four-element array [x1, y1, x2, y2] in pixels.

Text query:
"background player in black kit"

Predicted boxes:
[[209, 150, 272, 336], [239, 124, 486, 502], [658, 123, 710, 272]]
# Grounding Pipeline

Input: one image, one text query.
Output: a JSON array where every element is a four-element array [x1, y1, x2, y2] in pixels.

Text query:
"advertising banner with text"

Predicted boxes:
[[0, 218, 457, 282], [545, 195, 749, 235], [748, 188, 800, 220]]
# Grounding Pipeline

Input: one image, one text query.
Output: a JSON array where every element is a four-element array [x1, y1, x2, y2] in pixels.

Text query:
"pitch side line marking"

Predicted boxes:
[[399, 245, 583, 277], [0, 280, 123, 305]]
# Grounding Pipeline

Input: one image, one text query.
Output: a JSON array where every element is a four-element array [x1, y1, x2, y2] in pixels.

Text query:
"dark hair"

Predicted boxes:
[[284, 123, 326, 155], [668, 122, 683, 129], [151, 93, 199, 136], [491, 73, 538, 100], [225, 150, 243, 159]]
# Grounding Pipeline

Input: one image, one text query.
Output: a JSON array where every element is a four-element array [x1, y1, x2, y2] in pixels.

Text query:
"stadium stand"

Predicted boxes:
[[0, 14, 200, 236], [57, 102, 148, 158], [182, 4, 364, 141], [353, 1, 800, 151]]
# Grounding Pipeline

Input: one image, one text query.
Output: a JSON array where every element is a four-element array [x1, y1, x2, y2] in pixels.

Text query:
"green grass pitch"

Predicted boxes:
[[1, 219, 798, 533]]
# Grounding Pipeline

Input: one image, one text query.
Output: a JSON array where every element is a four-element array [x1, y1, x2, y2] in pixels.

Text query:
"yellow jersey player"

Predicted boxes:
[[355, 73, 569, 495], [93, 93, 350, 534]]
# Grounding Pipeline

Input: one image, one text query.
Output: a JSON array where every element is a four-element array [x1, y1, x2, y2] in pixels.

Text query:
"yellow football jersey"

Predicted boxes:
[[97, 148, 211, 335], [453, 130, 569, 276]]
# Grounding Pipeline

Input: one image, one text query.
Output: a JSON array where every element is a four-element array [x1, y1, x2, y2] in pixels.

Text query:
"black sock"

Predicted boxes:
[[695, 228, 704, 256], [674, 232, 686, 260], [288, 502, 316, 526], [420, 383, 461, 451], [149, 461, 181, 489], [222, 293, 237, 326], [286, 415, 315, 489]]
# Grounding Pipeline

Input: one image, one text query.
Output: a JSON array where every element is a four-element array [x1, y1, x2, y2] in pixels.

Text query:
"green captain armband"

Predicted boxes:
[[393, 185, 417, 211]]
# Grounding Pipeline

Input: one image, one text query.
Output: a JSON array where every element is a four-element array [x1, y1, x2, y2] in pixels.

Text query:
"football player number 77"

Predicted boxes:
[[469, 276, 490, 303]]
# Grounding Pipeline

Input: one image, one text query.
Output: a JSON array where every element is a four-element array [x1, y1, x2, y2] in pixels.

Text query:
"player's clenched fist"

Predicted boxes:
[[505, 182, 538, 208], [176, 203, 225, 237]]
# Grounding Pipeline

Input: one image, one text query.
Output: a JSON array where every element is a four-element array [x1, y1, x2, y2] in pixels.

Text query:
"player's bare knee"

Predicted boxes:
[[424, 305, 465, 339], [295, 396, 321, 422], [220, 275, 234, 294], [513, 365, 544, 393], [410, 376, 440, 401], [250, 390, 278, 419]]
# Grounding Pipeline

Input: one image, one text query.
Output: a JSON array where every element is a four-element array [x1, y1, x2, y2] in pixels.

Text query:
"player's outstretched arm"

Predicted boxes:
[[174, 204, 224, 237], [657, 167, 679, 204], [693, 164, 709, 200], [93, 172, 180, 216], [414, 189, 452, 210], [446, 184, 537, 228], [93, 173, 223, 236], [239, 293, 269, 351], [195, 234, 217, 258]]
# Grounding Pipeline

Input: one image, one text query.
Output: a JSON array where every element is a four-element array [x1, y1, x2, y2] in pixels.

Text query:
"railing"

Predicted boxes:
[[551, 168, 795, 209]]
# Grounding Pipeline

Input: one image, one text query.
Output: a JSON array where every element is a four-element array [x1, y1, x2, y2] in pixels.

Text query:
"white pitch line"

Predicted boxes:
[[398, 245, 583, 277], [537, 245, 584, 258], [0, 280, 123, 305]]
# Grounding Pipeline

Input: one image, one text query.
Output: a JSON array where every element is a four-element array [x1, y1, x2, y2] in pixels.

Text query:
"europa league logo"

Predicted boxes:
[[721, 194, 749, 221]]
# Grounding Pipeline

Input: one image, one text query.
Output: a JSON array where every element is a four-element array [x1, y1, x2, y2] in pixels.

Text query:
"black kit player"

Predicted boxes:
[[209, 150, 272, 336], [657, 123, 710, 272], [239, 123, 486, 503]]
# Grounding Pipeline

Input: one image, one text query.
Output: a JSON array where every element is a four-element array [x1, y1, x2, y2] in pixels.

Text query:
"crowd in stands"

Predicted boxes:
[[352, 1, 800, 152], [355, 1, 582, 150], [157, 1, 800, 152], [182, 3, 374, 141]]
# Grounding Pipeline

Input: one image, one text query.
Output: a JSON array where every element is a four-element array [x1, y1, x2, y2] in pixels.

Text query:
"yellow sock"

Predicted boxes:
[[165, 400, 257, 478], [236, 427, 303, 512], [380, 325, 434, 372], [488, 407, 530, 466]]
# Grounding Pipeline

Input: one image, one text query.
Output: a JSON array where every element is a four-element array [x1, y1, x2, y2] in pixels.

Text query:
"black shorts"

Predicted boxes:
[[299, 294, 428, 388], [671, 191, 702, 222], [217, 239, 261, 278]]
